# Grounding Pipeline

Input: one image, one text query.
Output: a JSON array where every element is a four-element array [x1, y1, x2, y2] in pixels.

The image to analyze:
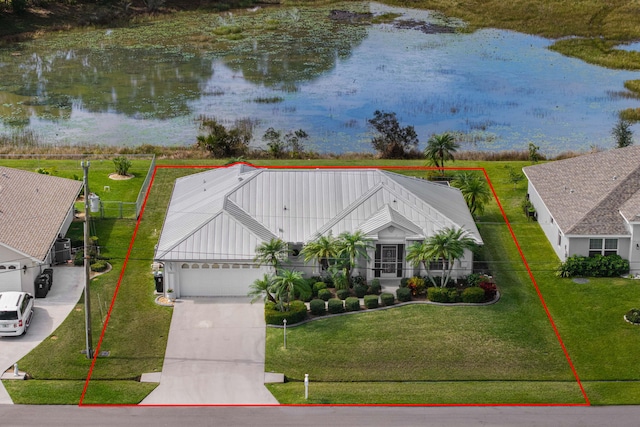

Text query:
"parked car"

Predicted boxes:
[[0, 292, 34, 337]]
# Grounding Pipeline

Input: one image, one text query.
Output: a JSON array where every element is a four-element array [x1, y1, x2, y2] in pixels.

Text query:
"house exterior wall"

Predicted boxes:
[[527, 181, 565, 261], [0, 245, 38, 295]]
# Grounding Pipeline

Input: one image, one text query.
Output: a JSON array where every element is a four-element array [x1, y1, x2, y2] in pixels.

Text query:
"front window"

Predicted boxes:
[[589, 238, 618, 257]]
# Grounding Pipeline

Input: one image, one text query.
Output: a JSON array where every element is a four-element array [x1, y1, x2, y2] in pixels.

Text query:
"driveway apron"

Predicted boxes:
[[141, 297, 278, 405]]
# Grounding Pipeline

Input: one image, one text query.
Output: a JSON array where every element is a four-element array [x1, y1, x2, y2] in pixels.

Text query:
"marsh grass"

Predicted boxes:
[[550, 38, 640, 71]]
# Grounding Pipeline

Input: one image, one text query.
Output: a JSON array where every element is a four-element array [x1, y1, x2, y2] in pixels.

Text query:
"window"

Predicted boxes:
[[429, 258, 448, 271], [589, 238, 618, 257], [557, 231, 562, 246]]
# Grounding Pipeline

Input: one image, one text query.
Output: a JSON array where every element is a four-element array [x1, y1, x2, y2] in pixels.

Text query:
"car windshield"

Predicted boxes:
[[0, 311, 18, 321]]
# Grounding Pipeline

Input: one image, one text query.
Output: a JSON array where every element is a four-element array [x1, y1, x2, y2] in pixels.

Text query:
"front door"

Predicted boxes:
[[374, 244, 404, 278]]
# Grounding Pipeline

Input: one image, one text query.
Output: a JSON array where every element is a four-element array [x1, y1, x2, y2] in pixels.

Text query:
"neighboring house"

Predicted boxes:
[[0, 167, 83, 295], [523, 145, 640, 273], [155, 164, 482, 297]]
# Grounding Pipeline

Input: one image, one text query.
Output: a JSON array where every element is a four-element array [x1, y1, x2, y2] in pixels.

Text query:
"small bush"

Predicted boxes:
[[625, 308, 640, 324], [74, 250, 84, 266], [399, 277, 409, 288], [90, 260, 109, 272], [427, 287, 449, 303], [345, 297, 361, 312], [479, 282, 497, 300], [309, 299, 326, 315], [327, 298, 344, 314], [465, 273, 481, 287], [264, 300, 308, 325], [557, 254, 629, 278], [313, 281, 327, 296], [364, 294, 379, 309], [336, 289, 350, 300], [408, 276, 426, 296], [352, 275, 367, 287], [318, 288, 332, 301], [354, 283, 368, 298], [396, 287, 412, 302], [113, 156, 132, 176], [448, 289, 461, 303], [462, 287, 485, 303], [368, 279, 381, 295], [323, 275, 335, 288], [380, 292, 395, 306]]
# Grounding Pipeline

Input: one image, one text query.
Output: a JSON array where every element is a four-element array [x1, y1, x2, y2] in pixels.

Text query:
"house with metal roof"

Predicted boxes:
[[154, 164, 482, 297], [0, 167, 83, 295], [523, 145, 640, 273]]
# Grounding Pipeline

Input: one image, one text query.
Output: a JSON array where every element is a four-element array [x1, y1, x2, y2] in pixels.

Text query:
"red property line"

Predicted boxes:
[[79, 163, 589, 407]]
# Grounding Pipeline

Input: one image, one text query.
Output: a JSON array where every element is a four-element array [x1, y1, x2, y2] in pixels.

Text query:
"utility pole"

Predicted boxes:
[[81, 161, 93, 359]]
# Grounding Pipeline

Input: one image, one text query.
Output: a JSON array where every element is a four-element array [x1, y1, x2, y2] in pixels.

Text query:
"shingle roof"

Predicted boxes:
[[155, 165, 482, 261], [523, 145, 640, 236], [0, 167, 83, 261]]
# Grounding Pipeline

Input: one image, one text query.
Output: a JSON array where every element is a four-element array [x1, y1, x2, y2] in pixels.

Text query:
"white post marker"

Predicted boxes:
[[304, 373, 309, 400], [283, 318, 287, 349], [13, 363, 18, 377]]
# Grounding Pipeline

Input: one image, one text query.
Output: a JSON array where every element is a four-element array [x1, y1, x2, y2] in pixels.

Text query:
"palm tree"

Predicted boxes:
[[301, 233, 339, 273], [424, 133, 460, 176], [405, 240, 439, 287], [254, 238, 288, 272], [271, 269, 311, 311], [424, 227, 477, 288], [337, 230, 373, 284], [247, 273, 277, 304], [451, 172, 492, 217]]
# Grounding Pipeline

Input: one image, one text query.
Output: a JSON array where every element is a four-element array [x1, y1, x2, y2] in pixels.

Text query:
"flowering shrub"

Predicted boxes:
[[408, 276, 426, 296], [479, 281, 497, 300]]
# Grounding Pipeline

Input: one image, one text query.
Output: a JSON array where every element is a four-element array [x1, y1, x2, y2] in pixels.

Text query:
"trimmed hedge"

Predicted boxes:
[[557, 254, 629, 278], [427, 287, 449, 303], [462, 287, 485, 303], [369, 279, 381, 295], [318, 288, 332, 301], [309, 299, 326, 315], [364, 294, 379, 309], [90, 260, 109, 272], [354, 284, 368, 298], [313, 281, 327, 296], [380, 292, 395, 306], [399, 277, 409, 288], [345, 297, 360, 312], [396, 287, 411, 302], [336, 289, 350, 300], [265, 300, 308, 325], [327, 298, 344, 314], [626, 308, 640, 324]]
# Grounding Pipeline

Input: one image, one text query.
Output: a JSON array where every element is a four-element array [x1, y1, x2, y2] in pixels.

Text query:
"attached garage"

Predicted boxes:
[[0, 263, 21, 293], [177, 262, 269, 297]]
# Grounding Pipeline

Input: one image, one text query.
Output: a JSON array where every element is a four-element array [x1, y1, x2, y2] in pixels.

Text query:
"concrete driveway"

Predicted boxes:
[[0, 265, 85, 404], [141, 297, 278, 405]]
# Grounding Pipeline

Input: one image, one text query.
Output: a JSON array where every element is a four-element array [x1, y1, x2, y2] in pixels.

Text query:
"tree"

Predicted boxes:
[[613, 118, 634, 148], [271, 269, 311, 311], [424, 133, 459, 175], [113, 156, 131, 176], [254, 238, 288, 272], [528, 142, 541, 163], [248, 273, 277, 304], [423, 227, 477, 288], [262, 127, 309, 158], [507, 166, 524, 190], [368, 110, 419, 159], [301, 233, 339, 272], [451, 172, 492, 217], [406, 241, 439, 287], [196, 117, 251, 158], [336, 230, 373, 284]]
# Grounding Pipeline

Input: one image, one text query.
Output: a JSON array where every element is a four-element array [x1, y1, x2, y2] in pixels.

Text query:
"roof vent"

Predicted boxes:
[[238, 177, 243, 181], [613, 175, 618, 180], [569, 189, 574, 193]]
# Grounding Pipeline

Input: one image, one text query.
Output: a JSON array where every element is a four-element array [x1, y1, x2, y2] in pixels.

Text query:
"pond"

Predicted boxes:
[[0, 2, 639, 155]]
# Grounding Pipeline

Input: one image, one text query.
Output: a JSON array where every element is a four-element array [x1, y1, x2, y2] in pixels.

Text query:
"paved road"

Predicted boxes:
[[141, 297, 277, 405], [0, 265, 84, 404], [2, 404, 640, 426]]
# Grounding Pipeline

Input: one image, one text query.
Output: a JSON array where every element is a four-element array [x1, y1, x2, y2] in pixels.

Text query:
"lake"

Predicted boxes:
[[0, 2, 639, 155]]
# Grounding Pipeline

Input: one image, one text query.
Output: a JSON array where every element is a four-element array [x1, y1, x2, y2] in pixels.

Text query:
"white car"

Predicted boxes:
[[0, 292, 34, 337]]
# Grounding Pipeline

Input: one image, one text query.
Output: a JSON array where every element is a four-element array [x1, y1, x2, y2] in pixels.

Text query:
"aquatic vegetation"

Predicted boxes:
[[253, 96, 284, 104]]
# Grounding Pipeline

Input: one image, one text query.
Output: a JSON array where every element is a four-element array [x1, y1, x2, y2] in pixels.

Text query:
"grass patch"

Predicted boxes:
[[550, 38, 640, 71], [619, 108, 640, 122]]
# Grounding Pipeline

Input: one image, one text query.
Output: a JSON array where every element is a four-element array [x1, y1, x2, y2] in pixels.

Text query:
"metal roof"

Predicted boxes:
[[0, 167, 83, 261], [155, 165, 482, 261]]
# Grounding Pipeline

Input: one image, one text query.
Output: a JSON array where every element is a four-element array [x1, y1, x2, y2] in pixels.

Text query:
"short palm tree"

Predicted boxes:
[[271, 269, 311, 311], [301, 233, 339, 272], [424, 133, 459, 176], [337, 230, 373, 284], [247, 273, 277, 304], [406, 240, 439, 287], [424, 227, 477, 287], [254, 238, 288, 272], [451, 172, 492, 217]]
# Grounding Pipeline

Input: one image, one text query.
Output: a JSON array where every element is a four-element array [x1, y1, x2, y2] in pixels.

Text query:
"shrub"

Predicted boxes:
[[396, 287, 412, 302], [479, 282, 497, 300], [264, 300, 307, 325], [327, 298, 344, 314], [364, 294, 379, 309], [399, 277, 409, 288], [352, 275, 366, 287], [369, 279, 381, 295], [380, 292, 395, 306], [345, 297, 361, 312], [462, 287, 485, 303], [74, 250, 84, 266], [625, 308, 640, 324], [557, 254, 629, 278], [113, 156, 132, 176], [313, 281, 327, 296], [323, 275, 335, 287], [336, 289, 350, 300], [408, 276, 426, 296], [427, 287, 449, 303], [354, 284, 368, 298], [90, 260, 109, 272], [465, 273, 481, 287], [309, 299, 326, 315], [318, 288, 332, 301], [448, 289, 461, 303]]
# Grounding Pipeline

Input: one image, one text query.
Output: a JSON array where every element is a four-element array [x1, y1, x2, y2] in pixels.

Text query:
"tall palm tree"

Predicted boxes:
[[337, 230, 373, 284], [254, 238, 288, 272], [271, 269, 311, 311], [424, 227, 477, 288], [301, 233, 339, 272], [406, 240, 438, 287], [247, 273, 277, 304], [451, 172, 492, 217], [424, 133, 460, 176]]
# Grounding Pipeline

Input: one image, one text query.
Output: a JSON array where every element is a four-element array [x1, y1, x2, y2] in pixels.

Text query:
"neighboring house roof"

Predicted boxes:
[[523, 145, 640, 236], [156, 165, 482, 262], [0, 167, 82, 261]]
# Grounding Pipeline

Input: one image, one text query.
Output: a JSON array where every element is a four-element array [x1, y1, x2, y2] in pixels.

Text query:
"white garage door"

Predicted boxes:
[[0, 263, 21, 293], [178, 263, 269, 297]]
